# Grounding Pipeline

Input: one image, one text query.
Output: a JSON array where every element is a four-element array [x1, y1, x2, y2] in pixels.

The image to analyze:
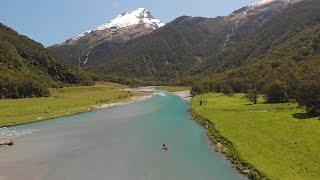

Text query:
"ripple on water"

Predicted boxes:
[[0, 127, 39, 139]]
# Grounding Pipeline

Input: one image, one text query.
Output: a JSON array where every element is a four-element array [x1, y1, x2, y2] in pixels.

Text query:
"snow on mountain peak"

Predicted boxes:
[[250, 0, 278, 7], [249, 0, 295, 7], [71, 8, 164, 41]]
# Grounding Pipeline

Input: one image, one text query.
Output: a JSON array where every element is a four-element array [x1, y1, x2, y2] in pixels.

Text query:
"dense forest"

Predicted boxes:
[[0, 23, 93, 99]]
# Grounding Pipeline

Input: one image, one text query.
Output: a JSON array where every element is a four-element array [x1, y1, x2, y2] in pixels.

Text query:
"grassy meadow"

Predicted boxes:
[[0, 83, 135, 127], [191, 93, 320, 180]]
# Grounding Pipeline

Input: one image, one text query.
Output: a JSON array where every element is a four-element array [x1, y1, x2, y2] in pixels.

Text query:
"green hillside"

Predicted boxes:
[[0, 23, 93, 98]]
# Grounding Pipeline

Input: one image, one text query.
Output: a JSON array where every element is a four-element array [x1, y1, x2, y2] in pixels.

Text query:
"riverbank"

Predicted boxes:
[[96, 93, 154, 109], [171, 90, 191, 101], [191, 93, 320, 179], [190, 109, 266, 179], [159, 86, 191, 93], [0, 83, 146, 128]]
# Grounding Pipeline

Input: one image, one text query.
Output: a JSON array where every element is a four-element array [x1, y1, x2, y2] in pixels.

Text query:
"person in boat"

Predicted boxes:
[[162, 144, 168, 151]]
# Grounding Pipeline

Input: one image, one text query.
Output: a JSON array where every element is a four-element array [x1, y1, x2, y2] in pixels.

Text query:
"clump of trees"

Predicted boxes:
[[296, 80, 320, 116], [0, 72, 50, 99], [191, 82, 213, 96], [264, 80, 289, 103]]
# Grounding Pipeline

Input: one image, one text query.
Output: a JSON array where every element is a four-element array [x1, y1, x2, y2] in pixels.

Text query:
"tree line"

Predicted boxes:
[[191, 75, 320, 117]]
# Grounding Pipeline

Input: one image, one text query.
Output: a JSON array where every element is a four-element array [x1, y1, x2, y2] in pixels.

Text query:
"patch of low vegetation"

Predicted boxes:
[[191, 93, 320, 179], [0, 83, 135, 127]]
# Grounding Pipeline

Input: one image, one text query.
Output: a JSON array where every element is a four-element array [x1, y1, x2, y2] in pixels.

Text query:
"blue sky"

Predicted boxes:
[[0, 0, 259, 46]]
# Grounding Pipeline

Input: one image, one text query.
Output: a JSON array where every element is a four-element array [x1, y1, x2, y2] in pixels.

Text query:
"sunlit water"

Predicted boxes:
[[0, 93, 245, 180]]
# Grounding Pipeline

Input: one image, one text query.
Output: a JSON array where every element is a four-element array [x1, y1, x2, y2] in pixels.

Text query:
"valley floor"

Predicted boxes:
[[191, 93, 320, 180], [0, 82, 142, 127]]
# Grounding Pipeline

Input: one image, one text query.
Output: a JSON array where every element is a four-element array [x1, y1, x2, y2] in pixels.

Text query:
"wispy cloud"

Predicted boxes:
[[112, 2, 120, 8]]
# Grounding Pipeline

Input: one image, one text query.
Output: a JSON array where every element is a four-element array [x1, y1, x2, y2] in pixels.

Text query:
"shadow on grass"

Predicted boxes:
[[292, 113, 319, 120]]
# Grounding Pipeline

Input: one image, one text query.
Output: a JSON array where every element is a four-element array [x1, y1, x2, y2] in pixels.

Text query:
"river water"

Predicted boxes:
[[0, 92, 245, 180]]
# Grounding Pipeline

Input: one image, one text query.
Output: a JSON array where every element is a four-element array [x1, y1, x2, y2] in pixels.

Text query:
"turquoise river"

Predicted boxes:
[[0, 92, 245, 180]]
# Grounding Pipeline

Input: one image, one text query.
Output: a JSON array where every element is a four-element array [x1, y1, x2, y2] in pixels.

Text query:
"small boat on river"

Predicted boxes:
[[162, 144, 168, 151], [0, 139, 14, 146]]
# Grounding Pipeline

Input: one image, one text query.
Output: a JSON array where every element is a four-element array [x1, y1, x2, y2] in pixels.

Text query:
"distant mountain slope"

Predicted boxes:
[[199, 0, 319, 74], [0, 23, 93, 98], [49, 0, 316, 85], [191, 0, 320, 94], [49, 8, 165, 66], [209, 22, 320, 94]]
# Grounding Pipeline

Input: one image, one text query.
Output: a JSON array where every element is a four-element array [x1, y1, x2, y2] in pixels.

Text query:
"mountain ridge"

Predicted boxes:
[[62, 8, 164, 45], [49, 8, 165, 67], [48, 0, 313, 86]]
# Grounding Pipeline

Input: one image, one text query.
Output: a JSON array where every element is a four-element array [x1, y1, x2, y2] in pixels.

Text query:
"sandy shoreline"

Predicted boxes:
[[96, 93, 154, 109], [171, 90, 191, 101], [97, 89, 191, 109]]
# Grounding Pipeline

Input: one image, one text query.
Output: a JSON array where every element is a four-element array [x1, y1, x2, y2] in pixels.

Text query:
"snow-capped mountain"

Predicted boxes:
[[250, 0, 284, 7], [227, 0, 302, 21], [249, 0, 302, 8], [95, 8, 164, 31], [64, 8, 164, 45]]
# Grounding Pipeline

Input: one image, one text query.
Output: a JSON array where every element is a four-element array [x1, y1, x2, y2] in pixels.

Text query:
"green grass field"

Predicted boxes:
[[191, 93, 320, 180], [0, 83, 135, 127], [160, 86, 191, 92]]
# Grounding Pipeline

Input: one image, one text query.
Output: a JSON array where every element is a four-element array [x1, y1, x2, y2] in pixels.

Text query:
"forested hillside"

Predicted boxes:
[[192, 0, 320, 93], [0, 23, 93, 99]]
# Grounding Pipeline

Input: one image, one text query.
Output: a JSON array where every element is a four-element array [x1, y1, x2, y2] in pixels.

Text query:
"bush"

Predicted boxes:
[[296, 81, 320, 116], [264, 80, 289, 103]]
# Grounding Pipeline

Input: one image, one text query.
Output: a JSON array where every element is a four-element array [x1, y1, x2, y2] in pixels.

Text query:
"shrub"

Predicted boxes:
[[264, 80, 289, 103], [246, 89, 258, 104]]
